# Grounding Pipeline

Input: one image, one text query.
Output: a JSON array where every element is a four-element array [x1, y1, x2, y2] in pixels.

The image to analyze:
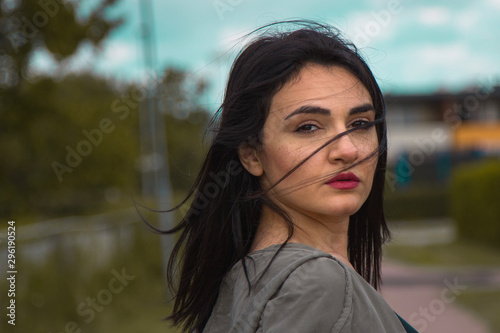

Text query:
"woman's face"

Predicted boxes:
[[243, 63, 379, 222]]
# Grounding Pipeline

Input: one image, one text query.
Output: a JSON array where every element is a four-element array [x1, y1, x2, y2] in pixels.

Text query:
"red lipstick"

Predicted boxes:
[[326, 172, 360, 190]]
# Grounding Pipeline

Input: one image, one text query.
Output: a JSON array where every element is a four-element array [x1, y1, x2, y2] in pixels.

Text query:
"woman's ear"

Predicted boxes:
[[238, 145, 264, 176]]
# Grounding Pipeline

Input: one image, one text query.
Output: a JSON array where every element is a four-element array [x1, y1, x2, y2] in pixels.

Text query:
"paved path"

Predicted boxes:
[[381, 260, 494, 333], [381, 218, 500, 332]]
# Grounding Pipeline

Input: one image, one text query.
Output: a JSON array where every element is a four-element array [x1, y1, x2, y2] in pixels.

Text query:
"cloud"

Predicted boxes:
[[379, 39, 500, 93], [486, 0, 500, 10], [28, 0, 500, 94], [454, 8, 481, 32], [416, 7, 451, 26], [216, 27, 251, 52], [344, 10, 399, 47], [89, 41, 141, 80], [101, 41, 137, 67], [417, 42, 468, 65]]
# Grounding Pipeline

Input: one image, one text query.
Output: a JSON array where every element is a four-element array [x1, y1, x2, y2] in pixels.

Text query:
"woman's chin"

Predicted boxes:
[[323, 205, 363, 220]]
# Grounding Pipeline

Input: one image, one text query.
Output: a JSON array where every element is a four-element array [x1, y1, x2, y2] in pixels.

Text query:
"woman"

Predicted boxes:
[[155, 21, 417, 332]]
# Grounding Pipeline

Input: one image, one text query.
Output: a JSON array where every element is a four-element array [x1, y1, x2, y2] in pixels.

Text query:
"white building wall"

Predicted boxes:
[[387, 122, 452, 163]]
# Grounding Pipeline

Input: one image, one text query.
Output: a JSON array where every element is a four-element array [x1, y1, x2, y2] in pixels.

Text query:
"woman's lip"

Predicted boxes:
[[326, 172, 360, 190], [327, 181, 359, 189], [326, 172, 360, 183]]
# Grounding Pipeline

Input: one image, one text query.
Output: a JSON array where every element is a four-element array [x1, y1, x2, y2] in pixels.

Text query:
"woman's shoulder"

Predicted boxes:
[[261, 243, 348, 281], [244, 242, 351, 288], [204, 243, 351, 333], [248, 242, 346, 264], [265, 244, 352, 311], [247, 244, 406, 332], [248, 243, 352, 312], [245, 243, 352, 332], [205, 243, 406, 333]]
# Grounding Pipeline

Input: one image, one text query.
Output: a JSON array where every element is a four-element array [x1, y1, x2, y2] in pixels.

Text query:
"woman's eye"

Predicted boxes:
[[350, 119, 371, 129], [296, 123, 319, 133]]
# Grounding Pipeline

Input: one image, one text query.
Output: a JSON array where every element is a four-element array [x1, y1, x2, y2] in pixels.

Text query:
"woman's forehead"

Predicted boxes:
[[269, 63, 372, 118]]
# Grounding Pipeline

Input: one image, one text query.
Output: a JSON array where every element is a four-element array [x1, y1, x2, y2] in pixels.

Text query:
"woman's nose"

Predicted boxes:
[[327, 131, 359, 164]]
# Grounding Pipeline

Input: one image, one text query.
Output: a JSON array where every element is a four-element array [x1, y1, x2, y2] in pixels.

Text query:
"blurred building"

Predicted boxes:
[[384, 85, 500, 186]]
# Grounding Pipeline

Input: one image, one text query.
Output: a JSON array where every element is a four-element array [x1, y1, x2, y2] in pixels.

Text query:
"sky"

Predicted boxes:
[[34, 0, 500, 112]]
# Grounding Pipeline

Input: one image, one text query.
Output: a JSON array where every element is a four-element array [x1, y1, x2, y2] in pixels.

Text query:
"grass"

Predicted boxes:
[[97, 287, 182, 333], [0, 222, 184, 333], [458, 290, 500, 333], [384, 240, 500, 267]]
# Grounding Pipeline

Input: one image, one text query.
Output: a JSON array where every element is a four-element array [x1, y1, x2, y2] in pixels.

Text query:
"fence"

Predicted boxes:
[[0, 208, 141, 273]]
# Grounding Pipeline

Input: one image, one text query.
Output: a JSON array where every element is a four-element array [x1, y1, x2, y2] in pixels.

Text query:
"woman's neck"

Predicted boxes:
[[251, 204, 352, 268]]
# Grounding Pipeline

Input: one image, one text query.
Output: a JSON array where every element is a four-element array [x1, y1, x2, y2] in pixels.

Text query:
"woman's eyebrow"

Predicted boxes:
[[284, 103, 375, 120], [284, 105, 330, 120], [349, 103, 375, 115]]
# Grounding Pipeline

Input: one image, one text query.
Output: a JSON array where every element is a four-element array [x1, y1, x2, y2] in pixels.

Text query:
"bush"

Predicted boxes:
[[451, 159, 500, 247], [384, 184, 449, 221]]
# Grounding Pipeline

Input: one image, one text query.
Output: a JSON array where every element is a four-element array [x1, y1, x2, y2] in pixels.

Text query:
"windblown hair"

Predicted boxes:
[[151, 20, 390, 332]]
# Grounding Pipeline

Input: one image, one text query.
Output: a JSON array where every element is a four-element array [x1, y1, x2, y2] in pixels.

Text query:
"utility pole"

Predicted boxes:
[[138, 0, 174, 278]]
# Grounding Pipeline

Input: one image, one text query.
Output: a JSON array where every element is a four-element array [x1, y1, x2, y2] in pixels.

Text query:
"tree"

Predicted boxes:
[[0, 1, 211, 221], [0, 0, 122, 88], [158, 67, 210, 193], [0, 0, 127, 220]]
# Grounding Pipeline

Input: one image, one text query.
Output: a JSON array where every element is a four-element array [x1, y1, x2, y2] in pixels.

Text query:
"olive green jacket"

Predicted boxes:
[[204, 243, 410, 333]]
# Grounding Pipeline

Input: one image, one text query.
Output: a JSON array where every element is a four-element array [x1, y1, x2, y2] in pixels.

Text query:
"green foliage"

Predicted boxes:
[[165, 112, 209, 192], [0, 0, 129, 220], [159, 67, 211, 193], [451, 159, 500, 247], [458, 289, 500, 333], [0, 0, 122, 87], [0, 74, 141, 220], [384, 184, 450, 221], [0, 67, 210, 221]]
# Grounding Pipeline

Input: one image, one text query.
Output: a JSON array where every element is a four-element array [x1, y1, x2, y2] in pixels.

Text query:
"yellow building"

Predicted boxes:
[[453, 123, 500, 151]]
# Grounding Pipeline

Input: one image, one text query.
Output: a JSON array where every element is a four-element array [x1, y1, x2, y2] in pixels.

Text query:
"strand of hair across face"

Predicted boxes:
[[247, 118, 384, 199]]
